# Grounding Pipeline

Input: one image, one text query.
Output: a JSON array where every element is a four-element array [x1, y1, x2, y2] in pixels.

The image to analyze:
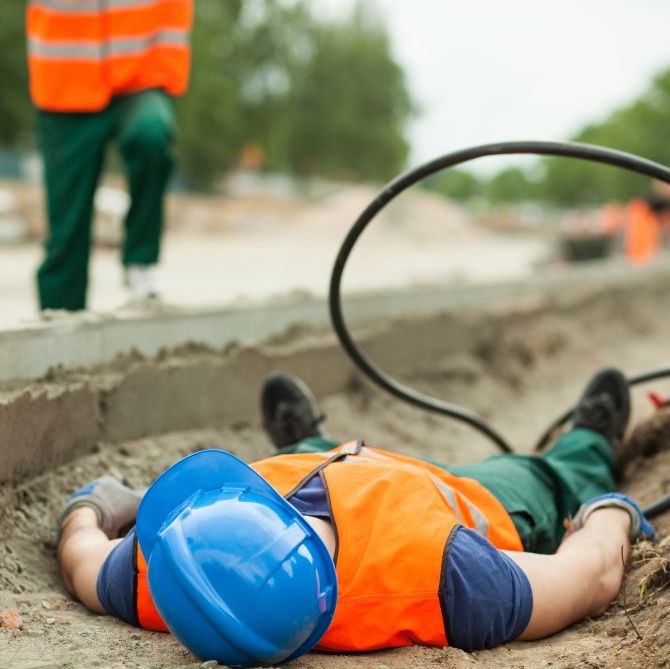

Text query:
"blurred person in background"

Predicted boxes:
[[26, 0, 193, 311], [625, 197, 660, 264], [647, 189, 670, 248]]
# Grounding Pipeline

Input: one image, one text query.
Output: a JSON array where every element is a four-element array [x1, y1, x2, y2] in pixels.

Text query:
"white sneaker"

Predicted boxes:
[[124, 264, 160, 306]]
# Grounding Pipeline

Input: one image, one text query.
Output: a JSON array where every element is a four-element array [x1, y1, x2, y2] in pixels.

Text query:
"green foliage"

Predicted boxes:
[[487, 167, 537, 203], [173, 0, 245, 187], [274, 4, 413, 181], [424, 66, 670, 206], [423, 169, 483, 201], [513, 68, 670, 205], [0, 4, 31, 145], [424, 166, 540, 204], [179, 0, 413, 186]]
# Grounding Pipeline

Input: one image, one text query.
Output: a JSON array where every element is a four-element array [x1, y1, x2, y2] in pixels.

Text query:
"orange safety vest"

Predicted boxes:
[[625, 198, 660, 264], [26, 0, 193, 112], [134, 443, 523, 650]]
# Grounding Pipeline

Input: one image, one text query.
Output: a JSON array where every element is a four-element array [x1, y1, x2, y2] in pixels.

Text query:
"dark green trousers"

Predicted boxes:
[[278, 427, 615, 554], [37, 89, 176, 311]]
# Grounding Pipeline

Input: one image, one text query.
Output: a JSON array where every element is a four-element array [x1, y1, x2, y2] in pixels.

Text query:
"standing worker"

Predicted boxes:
[[26, 0, 193, 311]]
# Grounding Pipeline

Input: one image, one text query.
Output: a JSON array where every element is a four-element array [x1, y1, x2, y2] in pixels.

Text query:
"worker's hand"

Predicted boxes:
[[59, 475, 143, 539], [571, 492, 655, 542]]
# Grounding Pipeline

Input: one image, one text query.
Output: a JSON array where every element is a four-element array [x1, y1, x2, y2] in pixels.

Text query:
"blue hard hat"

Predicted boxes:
[[136, 449, 337, 667]]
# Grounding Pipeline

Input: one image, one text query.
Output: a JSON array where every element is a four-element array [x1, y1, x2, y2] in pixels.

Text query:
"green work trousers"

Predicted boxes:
[[278, 427, 615, 554], [37, 89, 176, 311]]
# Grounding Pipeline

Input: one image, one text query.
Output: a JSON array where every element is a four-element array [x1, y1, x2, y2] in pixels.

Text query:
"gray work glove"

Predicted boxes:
[[59, 475, 143, 539], [571, 492, 655, 542]]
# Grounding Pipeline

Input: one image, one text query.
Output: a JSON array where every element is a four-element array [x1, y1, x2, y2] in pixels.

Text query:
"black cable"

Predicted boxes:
[[329, 140, 670, 455], [643, 492, 670, 520]]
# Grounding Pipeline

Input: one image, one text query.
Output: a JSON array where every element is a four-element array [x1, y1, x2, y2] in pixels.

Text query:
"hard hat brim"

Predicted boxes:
[[136, 449, 299, 559]]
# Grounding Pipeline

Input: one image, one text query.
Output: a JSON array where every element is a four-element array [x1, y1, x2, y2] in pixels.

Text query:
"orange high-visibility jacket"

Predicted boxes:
[[625, 198, 660, 264], [26, 0, 193, 112], [134, 443, 523, 649]]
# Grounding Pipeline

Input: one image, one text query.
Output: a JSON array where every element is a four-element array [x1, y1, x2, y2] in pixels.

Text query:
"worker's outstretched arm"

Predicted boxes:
[[505, 507, 630, 640]]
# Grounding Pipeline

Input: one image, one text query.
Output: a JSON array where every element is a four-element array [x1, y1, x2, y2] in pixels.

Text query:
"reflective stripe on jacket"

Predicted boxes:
[[26, 0, 193, 111], [133, 443, 523, 648]]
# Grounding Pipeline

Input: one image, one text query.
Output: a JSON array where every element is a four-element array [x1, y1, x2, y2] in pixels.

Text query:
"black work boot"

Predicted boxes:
[[260, 373, 327, 450], [572, 367, 630, 452]]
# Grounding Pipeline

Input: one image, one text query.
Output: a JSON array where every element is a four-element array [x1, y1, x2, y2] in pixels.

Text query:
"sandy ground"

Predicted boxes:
[[0, 181, 547, 328], [2, 275, 670, 668]]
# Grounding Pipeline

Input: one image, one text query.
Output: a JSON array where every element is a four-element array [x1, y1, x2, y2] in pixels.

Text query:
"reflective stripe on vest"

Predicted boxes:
[[29, 1, 165, 10], [26, 0, 192, 111], [353, 445, 493, 536], [133, 445, 523, 649], [28, 30, 189, 59]]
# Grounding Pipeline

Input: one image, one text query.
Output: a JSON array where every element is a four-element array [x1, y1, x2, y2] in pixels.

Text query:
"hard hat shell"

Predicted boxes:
[[136, 449, 337, 667]]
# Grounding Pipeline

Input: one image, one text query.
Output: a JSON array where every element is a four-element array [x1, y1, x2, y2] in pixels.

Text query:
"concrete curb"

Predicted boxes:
[[2, 258, 669, 384], [0, 340, 357, 486], [0, 384, 99, 485]]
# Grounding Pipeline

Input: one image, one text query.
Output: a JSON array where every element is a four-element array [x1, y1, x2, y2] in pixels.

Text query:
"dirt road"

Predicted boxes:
[[0, 181, 546, 328], [2, 276, 670, 668]]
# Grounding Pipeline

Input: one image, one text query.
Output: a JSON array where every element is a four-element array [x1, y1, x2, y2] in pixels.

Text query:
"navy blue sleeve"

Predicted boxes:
[[286, 472, 331, 519], [96, 528, 139, 626], [440, 526, 533, 650]]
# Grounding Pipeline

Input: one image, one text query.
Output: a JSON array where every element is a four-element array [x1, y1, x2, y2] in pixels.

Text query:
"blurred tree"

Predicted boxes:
[[487, 167, 536, 203], [175, 0, 317, 186], [174, 0, 245, 187], [276, 3, 413, 181], [539, 68, 670, 205], [0, 4, 31, 145], [427, 67, 670, 206], [423, 169, 484, 201], [176, 0, 413, 187]]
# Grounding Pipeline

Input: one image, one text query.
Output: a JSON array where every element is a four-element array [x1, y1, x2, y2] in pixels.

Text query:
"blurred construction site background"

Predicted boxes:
[[1, 1, 670, 326]]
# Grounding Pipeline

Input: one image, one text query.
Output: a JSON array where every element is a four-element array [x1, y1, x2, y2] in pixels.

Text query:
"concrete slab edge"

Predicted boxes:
[[2, 259, 669, 384]]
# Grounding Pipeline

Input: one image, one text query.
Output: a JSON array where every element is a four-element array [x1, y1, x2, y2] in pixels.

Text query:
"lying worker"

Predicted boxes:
[[57, 368, 655, 667]]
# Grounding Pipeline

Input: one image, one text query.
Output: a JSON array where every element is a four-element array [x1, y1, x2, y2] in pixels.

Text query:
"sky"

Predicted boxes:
[[314, 0, 669, 172]]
